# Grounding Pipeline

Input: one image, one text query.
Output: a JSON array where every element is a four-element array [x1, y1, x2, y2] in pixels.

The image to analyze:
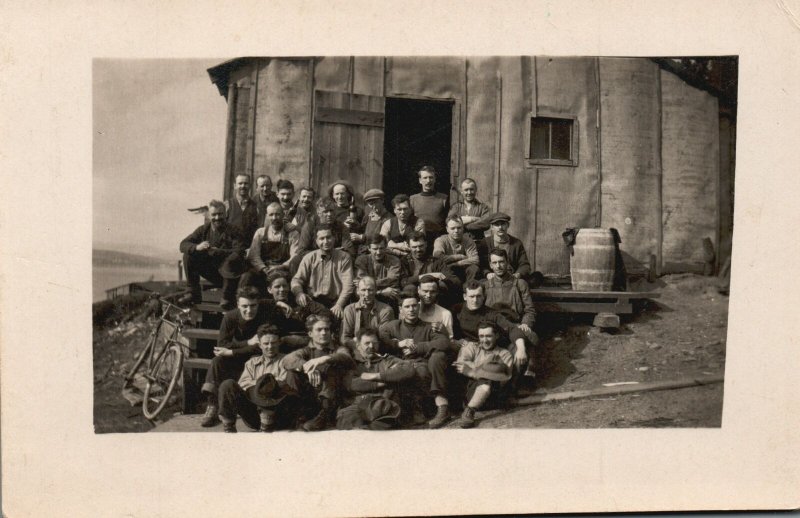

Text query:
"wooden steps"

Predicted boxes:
[[182, 327, 220, 341]]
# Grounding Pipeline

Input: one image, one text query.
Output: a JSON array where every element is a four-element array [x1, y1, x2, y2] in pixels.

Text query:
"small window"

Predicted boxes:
[[526, 115, 578, 166]]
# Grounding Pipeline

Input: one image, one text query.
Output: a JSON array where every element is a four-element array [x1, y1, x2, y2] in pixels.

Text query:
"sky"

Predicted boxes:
[[93, 59, 228, 259]]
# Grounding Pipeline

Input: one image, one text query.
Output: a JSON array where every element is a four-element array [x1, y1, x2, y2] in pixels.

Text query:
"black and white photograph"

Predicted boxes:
[[93, 55, 737, 433], [4, 1, 800, 516]]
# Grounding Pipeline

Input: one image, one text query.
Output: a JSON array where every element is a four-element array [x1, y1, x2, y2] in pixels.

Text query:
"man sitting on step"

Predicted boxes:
[[240, 202, 300, 295], [217, 324, 301, 433], [478, 212, 532, 284], [340, 276, 395, 347], [179, 199, 246, 310], [200, 286, 266, 428], [262, 270, 332, 351]]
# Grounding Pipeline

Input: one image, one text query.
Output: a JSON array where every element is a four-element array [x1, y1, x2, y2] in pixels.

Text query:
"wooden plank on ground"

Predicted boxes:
[[531, 289, 660, 298], [534, 301, 633, 314]]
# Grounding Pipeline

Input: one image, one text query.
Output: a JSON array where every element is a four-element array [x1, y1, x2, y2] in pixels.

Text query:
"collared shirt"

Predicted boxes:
[[456, 342, 514, 375], [341, 300, 395, 343], [432, 234, 479, 265], [238, 354, 287, 390], [283, 343, 354, 372], [354, 253, 401, 289], [291, 248, 354, 308], [484, 273, 536, 327]]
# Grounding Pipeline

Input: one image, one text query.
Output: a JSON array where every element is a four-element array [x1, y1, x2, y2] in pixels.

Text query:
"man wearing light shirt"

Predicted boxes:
[[291, 224, 354, 320], [433, 215, 480, 284]]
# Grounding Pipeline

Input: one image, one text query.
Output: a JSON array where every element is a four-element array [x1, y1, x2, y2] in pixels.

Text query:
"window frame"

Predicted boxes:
[[524, 112, 579, 167]]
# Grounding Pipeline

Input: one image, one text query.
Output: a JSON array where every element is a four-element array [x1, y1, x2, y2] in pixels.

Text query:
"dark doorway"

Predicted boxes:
[[383, 98, 453, 204]]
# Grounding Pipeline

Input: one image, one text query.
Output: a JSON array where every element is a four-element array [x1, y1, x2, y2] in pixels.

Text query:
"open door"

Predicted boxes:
[[312, 90, 385, 197]]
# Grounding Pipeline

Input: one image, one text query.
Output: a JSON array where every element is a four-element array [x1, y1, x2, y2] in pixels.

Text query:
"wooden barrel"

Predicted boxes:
[[570, 228, 616, 291]]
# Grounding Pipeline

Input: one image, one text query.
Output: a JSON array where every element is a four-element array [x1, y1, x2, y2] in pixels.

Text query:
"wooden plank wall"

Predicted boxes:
[[598, 58, 663, 269], [213, 56, 726, 276], [252, 59, 312, 191], [533, 57, 601, 275], [660, 69, 720, 267], [465, 57, 501, 211], [718, 115, 735, 269]]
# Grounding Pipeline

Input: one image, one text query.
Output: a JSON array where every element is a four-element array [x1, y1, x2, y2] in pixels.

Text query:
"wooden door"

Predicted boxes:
[[312, 90, 385, 196]]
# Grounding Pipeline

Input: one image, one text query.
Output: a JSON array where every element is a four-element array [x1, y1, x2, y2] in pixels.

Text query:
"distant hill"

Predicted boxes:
[[93, 249, 175, 268]]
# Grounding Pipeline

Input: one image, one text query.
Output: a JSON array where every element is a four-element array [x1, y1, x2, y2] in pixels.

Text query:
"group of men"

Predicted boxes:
[[179, 166, 540, 431]]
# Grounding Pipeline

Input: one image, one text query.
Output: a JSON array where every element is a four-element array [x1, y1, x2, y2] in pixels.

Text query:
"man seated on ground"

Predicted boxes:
[[200, 286, 266, 427], [217, 324, 300, 433], [350, 188, 392, 255], [226, 174, 260, 243], [409, 165, 449, 242], [453, 281, 535, 383], [262, 270, 332, 350], [179, 199, 246, 309], [297, 197, 356, 258], [341, 276, 395, 346], [380, 193, 426, 257], [338, 327, 421, 430], [483, 248, 537, 331], [283, 315, 355, 431], [241, 202, 300, 294], [255, 174, 279, 227], [417, 274, 454, 339], [433, 215, 480, 284], [479, 212, 532, 282], [400, 231, 461, 306], [448, 178, 491, 243], [453, 321, 514, 429], [354, 235, 402, 305], [378, 295, 454, 428], [291, 224, 354, 320]]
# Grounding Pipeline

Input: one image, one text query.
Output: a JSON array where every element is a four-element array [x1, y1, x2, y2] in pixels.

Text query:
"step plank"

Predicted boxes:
[[182, 328, 220, 341]]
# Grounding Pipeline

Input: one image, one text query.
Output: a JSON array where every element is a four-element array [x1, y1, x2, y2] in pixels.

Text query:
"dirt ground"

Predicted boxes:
[[93, 273, 728, 433]]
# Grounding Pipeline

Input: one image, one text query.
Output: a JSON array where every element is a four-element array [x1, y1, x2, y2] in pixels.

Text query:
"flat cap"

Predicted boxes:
[[488, 211, 511, 224], [363, 188, 385, 201]]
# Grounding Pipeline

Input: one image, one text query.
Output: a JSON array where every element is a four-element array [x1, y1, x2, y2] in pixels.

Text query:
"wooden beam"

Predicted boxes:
[[514, 374, 724, 407], [223, 83, 238, 199], [534, 301, 633, 314], [530, 289, 660, 299], [314, 106, 384, 127]]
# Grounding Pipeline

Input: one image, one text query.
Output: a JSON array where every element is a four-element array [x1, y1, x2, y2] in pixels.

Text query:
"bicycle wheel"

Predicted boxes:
[[122, 330, 157, 388], [142, 343, 183, 420]]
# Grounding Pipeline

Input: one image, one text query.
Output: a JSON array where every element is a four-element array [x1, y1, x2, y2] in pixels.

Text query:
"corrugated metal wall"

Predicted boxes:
[[214, 56, 726, 275]]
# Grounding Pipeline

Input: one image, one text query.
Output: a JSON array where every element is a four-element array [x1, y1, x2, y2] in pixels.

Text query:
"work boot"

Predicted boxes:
[[223, 421, 237, 433], [458, 407, 476, 429], [303, 399, 333, 432], [200, 404, 220, 427], [259, 410, 276, 433], [428, 404, 450, 429]]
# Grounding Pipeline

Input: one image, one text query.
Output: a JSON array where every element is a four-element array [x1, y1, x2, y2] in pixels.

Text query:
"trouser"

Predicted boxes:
[[451, 263, 480, 284], [283, 367, 348, 416], [464, 378, 512, 409], [183, 252, 240, 304], [218, 379, 300, 430], [201, 354, 254, 399]]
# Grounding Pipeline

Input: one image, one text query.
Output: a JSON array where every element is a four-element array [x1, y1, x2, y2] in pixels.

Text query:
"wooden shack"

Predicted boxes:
[[207, 56, 736, 277]]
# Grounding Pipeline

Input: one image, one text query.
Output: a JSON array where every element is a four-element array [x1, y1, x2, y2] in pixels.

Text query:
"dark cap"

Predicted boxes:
[[488, 212, 511, 224], [363, 188, 385, 202]]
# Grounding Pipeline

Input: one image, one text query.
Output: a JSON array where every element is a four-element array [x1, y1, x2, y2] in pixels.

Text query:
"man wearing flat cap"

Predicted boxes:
[[350, 188, 392, 255], [478, 211, 532, 283]]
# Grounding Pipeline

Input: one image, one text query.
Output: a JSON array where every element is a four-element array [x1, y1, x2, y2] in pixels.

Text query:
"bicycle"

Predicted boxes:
[[122, 297, 192, 420]]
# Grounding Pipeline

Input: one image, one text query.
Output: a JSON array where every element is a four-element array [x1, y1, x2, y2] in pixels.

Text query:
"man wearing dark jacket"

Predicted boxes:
[[400, 231, 461, 304], [200, 286, 267, 428], [226, 174, 260, 243], [378, 295, 454, 428], [479, 212, 532, 282], [179, 199, 246, 308]]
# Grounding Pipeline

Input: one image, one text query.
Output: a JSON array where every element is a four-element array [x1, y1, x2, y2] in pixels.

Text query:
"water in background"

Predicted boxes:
[[93, 264, 181, 302]]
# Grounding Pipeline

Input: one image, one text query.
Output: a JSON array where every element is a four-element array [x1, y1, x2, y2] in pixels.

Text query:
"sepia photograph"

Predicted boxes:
[[93, 56, 737, 434], [5, 1, 800, 515]]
